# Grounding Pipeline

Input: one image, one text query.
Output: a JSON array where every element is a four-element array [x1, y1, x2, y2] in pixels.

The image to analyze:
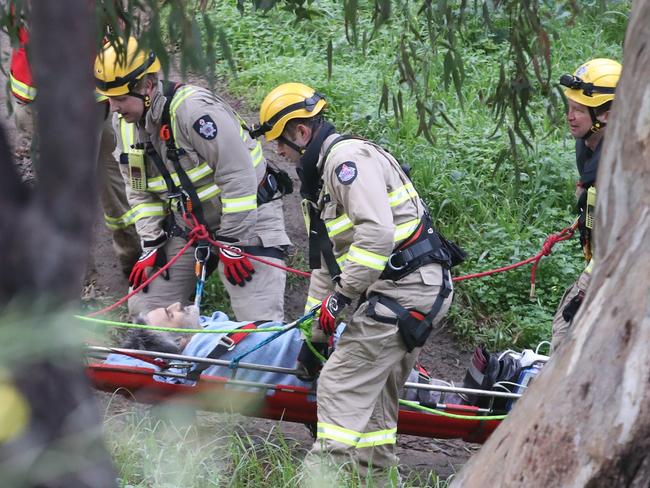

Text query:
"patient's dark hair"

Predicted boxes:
[[119, 314, 181, 354]]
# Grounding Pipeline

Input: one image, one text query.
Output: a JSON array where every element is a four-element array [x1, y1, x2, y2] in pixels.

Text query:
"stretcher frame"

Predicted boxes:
[[86, 346, 508, 444]]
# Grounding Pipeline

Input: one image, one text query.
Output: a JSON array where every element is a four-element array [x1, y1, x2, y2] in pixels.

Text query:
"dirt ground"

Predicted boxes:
[[0, 48, 477, 479]]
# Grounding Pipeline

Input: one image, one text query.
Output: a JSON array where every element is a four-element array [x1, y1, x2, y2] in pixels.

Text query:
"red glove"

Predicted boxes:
[[129, 248, 167, 291], [319, 292, 351, 335], [220, 247, 255, 286]]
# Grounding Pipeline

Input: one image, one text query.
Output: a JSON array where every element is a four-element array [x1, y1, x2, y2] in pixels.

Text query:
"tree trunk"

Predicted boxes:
[[0, 1, 117, 486], [452, 2, 650, 487]]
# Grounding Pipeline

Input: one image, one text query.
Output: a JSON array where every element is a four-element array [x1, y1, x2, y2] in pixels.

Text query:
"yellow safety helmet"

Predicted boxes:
[[251, 83, 327, 141], [94, 37, 161, 97], [560, 58, 621, 108]]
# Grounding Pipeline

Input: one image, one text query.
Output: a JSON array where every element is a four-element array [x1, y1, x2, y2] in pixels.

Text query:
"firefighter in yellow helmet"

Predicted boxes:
[[254, 83, 462, 483], [551, 58, 621, 351], [94, 38, 291, 321]]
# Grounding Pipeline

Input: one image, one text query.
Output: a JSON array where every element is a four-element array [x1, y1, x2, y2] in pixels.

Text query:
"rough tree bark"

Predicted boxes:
[[452, 2, 650, 487], [0, 1, 117, 486]]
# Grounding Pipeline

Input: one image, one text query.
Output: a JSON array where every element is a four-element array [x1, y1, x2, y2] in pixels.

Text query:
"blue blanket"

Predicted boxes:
[[104, 312, 312, 392]]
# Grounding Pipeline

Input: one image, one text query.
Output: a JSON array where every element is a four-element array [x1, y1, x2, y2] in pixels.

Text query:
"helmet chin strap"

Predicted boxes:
[[581, 107, 605, 141], [278, 134, 305, 154], [128, 91, 151, 120]]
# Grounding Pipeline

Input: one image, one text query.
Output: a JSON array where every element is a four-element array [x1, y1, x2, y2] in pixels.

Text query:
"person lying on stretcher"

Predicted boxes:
[[103, 302, 445, 404]]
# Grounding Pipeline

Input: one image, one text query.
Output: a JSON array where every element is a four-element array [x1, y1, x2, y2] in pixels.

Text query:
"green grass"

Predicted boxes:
[[104, 403, 449, 487], [186, 1, 629, 350]]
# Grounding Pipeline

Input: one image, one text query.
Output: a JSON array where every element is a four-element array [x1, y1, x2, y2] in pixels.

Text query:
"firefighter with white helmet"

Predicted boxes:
[[253, 82, 461, 483], [94, 38, 291, 321], [552, 58, 621, 351]]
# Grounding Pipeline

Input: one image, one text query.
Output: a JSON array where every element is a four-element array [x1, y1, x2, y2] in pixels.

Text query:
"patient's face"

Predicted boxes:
[[146, 302, 200, 329]]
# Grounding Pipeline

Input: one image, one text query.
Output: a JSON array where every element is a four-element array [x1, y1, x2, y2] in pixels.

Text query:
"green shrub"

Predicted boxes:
[[192, 0, 628, 349]]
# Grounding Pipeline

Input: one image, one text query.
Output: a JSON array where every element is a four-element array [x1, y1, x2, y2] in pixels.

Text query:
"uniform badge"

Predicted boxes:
[[193, 115, 218, 140], [335, 161, 358, 185]]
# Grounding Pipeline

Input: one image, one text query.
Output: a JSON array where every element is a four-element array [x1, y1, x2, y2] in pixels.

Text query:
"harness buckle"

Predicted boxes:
[[219, 336, 236, 351], [387, 253, 407, 271]]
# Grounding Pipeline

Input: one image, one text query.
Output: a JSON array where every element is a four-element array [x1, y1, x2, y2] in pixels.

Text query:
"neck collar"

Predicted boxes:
[[298, 121, 336, 201]]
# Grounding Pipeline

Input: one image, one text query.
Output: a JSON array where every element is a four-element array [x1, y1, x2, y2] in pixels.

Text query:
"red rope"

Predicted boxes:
[[183, 211, 311, 278], [452, 221, 578, 298], [87, 237, 197, 317], [87, 216, 576, 317]]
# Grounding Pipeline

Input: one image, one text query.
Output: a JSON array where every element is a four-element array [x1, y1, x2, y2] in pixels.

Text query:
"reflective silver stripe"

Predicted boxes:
[[222, 194, 257, 214], [120, 118, 136, 149], [356, 428, 397, 448], [250, 142, 263, 168], [323, 139, 358, 165], [147, 162, 214, 192], [169, 85, 196, 138], [326, 214, 353, 237], [316, 423, 396, 448], [304, 295, 321, 313], [316, 423, 361, 447], [388, 183, 418, 207], [9, 73, 36, 101], [104, 202, 166, 229], [347, 245, 389, 271], [394, 218, 419, 242], [196, 183, 221, 201]]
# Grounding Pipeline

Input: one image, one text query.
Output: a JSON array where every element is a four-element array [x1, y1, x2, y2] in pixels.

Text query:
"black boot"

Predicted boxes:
[[295, 341, 328, 381]]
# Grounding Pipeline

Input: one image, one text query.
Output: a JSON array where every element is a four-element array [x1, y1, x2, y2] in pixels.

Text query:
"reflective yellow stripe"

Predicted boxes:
[[394, 218, 420, 242], [326, 214, 353, 237], [120, 118, 136, 149], [95, 92, 108, 103], [147, 162, 214, 192], [585, 259, 594, 274], [104, 202, 166, 229], [317, 423, 362, 446], [169, 85, 196, 138], [9, 73, 36, 101], [250, 142, 263, 168], [336, 253, 348, 269], [356, 428, 397, 448], [388, 183, 418, 207], [347, 245, 389, 271], [222, 194, 257, 214], [316, 423, 396, 448], [304, 295, 321, 314], [196, 182, 221, 201], [323, 139, 358, 165]]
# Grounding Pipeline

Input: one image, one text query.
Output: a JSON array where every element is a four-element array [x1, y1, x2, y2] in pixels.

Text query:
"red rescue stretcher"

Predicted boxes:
[[86, 346, 512, 444]]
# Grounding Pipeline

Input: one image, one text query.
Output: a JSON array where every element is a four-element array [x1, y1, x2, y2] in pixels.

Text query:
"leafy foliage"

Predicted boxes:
[[1, 0, 627, 350], [193, 0, 627, 349]]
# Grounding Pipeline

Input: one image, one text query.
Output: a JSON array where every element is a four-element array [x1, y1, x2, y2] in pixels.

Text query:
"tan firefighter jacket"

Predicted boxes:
[[304, 134, 429, 311], [112, 81, 290, 251]]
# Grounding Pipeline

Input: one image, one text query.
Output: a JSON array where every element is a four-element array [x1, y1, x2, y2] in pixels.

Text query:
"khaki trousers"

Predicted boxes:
[[96, 114, 140, 274], [128, 236, 286, 322], [304, 263, 453, 486]]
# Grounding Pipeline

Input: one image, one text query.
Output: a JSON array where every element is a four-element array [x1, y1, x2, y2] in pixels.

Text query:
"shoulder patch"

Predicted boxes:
[[335, 161, 358, 185], [193, 115, 218, 140]]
